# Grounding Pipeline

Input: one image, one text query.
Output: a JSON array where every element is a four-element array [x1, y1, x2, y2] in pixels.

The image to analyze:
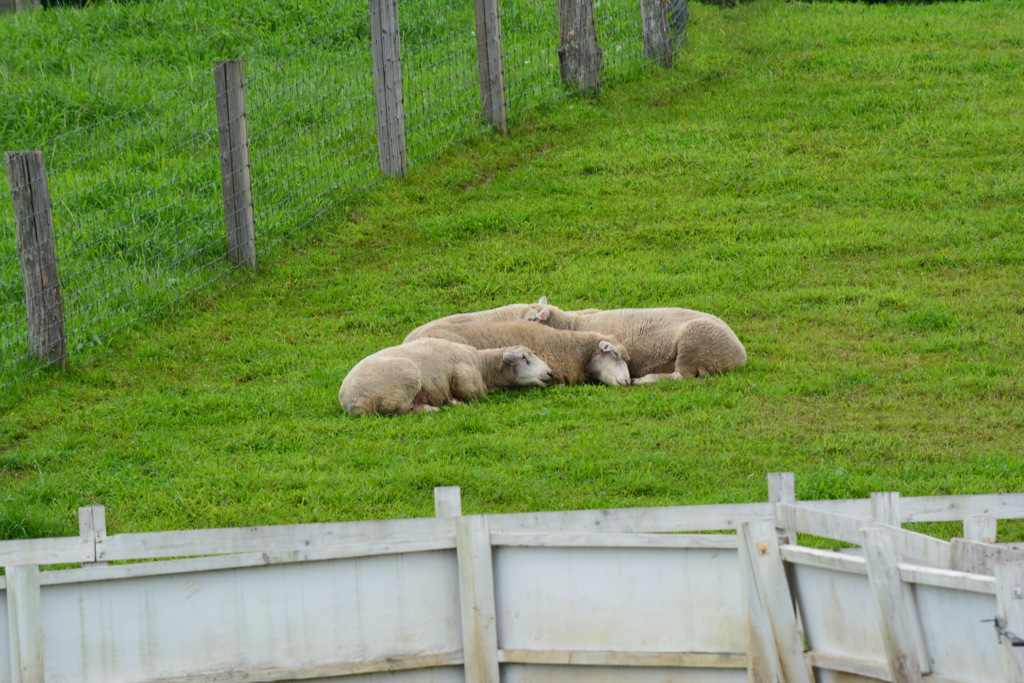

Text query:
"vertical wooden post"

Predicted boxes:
[[473, 0, 508, 134], [214, 60, 257, 270], [964, 515, 998, 543], [456, 515, 500, 683], [738, 520, 813, 683], [557, 0, 602, 94], [995, 561, 1024, 680], [861, 527, 927, 682], [434, 486, 462, 517], [6, 565, 45, 683], [369, 0, 407, 178], [767, 472, 797, 546], [640, 0, 673, 68], [871, 491, 901, 527], [78, 505, 108, 567], [6, 151, 67, 367]]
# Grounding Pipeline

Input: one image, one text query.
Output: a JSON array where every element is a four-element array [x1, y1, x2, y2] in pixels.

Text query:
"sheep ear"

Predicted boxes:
[[502, 348, 526, 365], [537, 309, 549, 323], [598, 340, 621, 358], [538, 296, 548, 305]]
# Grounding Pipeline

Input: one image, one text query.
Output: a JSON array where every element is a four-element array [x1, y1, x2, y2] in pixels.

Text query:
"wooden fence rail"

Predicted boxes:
[[3, 472, 1024, 683]]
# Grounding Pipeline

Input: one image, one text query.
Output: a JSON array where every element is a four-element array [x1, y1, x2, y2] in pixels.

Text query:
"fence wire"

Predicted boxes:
[[0, 0, 682, 394]]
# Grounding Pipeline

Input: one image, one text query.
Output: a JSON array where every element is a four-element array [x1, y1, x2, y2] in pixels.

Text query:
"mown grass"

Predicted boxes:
[[1, 0, 1022, 542]]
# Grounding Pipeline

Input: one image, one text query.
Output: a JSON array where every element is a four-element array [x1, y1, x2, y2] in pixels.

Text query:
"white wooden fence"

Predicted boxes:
[[2, 474, 1023, 683]]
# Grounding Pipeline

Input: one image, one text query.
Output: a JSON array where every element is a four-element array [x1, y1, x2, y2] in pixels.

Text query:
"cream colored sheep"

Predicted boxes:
[[404, 297, 549, 344], [339, 338, 554, 416], [525, 303, 746, 384], [408, 321, 632, 387]]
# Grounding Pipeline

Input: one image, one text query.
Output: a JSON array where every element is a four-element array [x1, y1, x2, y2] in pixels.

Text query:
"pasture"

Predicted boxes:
[[1, 0, 1022, 542]]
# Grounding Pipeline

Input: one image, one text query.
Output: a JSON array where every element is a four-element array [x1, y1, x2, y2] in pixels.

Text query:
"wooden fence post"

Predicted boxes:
[[78, 505, 108, 567], [768, 471, 797, 546], [473, 0, 508, 134], [557, 0, 602, 94], [369, 0, 407, 178], [5, 151, 67, 367], [995, 561, 1024, 680], [861, 527, 927, 682], [214, 60, 257, 270], [456, 515, 500, 683], [434, 486, 462, 517], [871, 491, 901, 527], [6, 564, 45, 683], [640, 0, 673, 68]]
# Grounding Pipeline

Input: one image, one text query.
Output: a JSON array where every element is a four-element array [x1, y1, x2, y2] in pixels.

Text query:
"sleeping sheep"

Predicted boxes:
[[339, 338, 554, 416], [405, 320, 632, 387], [525, 302, 746, 384], [403, 297, 551, 343]]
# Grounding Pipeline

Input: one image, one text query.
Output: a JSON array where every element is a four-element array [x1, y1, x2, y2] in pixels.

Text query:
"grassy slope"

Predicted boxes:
[[1, 1, 1022, 540]]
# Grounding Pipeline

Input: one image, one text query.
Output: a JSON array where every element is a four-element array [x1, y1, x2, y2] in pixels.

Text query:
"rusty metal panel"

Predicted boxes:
[[493, 546, 745, 654], [790, 563, 887, 664], [914, 582, 1001, 681], [36, 551, 460, 683], [502, 664, 746, 682]]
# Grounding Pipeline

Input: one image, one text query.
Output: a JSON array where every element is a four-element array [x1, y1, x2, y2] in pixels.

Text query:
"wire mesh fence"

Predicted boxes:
[[0, 0, 685, 395]]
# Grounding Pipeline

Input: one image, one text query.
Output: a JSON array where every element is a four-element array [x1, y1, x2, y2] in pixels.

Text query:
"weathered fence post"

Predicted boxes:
[[434, 486, 462, 517], [871, 491, 901, 528], [78, 505, 108, 567], [473, 0, 508, 134], [558, 0, 603, 94], [5, 151, 67, 367], [6, 564, 45, 683], [768, 471, 797, 545], [456, 515, 500, 683], [213, 60, 257, 270], [369, 0, 407, 178], [640, 0, 673, 68]]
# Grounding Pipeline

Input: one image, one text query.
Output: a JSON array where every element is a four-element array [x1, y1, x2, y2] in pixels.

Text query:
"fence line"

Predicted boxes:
[[1, 0, 681, 394], [2, 472, 1024, 682]]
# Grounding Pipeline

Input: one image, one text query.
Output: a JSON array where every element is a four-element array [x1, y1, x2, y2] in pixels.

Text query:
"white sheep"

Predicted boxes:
[[339, 338, 554, 416], [404, 297, 550, 343], [525, 303, 746, 384], [406, 320, 632, 387]]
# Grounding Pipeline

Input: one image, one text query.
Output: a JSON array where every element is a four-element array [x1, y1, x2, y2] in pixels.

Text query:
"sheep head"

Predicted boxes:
[[585, 339, 631, 387], [502, 346, 555, 387]]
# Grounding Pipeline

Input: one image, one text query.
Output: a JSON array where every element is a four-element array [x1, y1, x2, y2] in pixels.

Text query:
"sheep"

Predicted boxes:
[[404, 297, 550, 344], [339, 338, 554, 416], [406, 320, 632, 387], [524, 302, 746, 384]]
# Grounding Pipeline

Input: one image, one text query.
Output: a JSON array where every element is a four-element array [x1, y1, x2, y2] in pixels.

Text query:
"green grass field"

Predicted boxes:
[[1, 0, 1022, 543]]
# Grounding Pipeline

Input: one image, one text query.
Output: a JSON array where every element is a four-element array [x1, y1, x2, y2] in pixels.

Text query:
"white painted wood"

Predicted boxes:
[[901, 494, 1024, 523], [502, 664, 746, 682], [456, 516, 500, 683], [6, 566, 43, 683], [491, 532, 738, 549], [486, 502, 774, 534], [912, 582, 1001, 682], [0, 536, 93, 566], [963, 515, 998, 543], [493, 545, 745, 655], [995, 561, 1024, 681], [804, 651, 892, 681], [871, 492, 901, 528], [950, 538, 1024, 575], [860, 528, 926, 682], [435, 487, 462, 517], [78, 505, 107, 567], [498, 649, 746, 668], [768, 472, 797, 545], [738, 521, 812, 683]]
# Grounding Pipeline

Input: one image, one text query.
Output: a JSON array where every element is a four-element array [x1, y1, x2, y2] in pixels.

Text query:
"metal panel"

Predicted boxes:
[[502, 663, 746, 682], [493, 546, 745, 654], [790, 563, 887, 664], [914, 583, 1001, 682], [0, 591, 11, 683], [37, 551, 460, 683]]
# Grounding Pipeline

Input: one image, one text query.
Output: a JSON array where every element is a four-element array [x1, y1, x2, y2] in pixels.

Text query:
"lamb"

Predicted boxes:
[[405, 321, 631, 387], [339, 338, 554, 416], [404, 297, 550, 343], [524, 302, 746, 384]]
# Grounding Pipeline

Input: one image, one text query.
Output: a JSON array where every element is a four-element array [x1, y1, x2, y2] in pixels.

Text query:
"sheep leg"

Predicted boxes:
[[632, 371, 684, 385]]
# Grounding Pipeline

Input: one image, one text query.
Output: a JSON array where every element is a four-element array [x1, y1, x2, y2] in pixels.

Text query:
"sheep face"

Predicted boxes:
[[585, 340, 631, 387], [503, 346, 555, 387]]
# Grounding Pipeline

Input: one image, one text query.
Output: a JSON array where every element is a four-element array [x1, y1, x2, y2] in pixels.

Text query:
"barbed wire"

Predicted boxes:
[[1, 0, 674, 395]]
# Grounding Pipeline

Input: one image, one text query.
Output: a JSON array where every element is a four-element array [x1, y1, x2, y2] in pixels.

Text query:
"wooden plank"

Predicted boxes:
[[0, 535, 93, 567], [557, 0, 602, 94], [486, 502, 774, 534], [951, 538, 1024, 575], [872, 492, 901, 527], [368, 0, 407, 177], [900, 493, 1024, 523], [5, 150, 67, 365], [497, 649, 746, 669], [995, 561, 1024, 680], [435, 486, 462, 517], [804, 651, 892, 681], [640, 0, 673, 67], [142, 651, 463, 683], [963, 515, 997, 543], [861, 527, 926, 682], [457, 515, 500, 683], [490, 532, 738, 549], [768, 472, 797, 545], [213, 60, 257, 269], [6, 565, 44, 683], [472, 0, 507, 133], [738, 520, 812, 683]]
